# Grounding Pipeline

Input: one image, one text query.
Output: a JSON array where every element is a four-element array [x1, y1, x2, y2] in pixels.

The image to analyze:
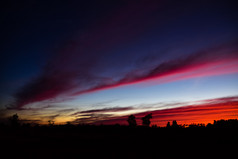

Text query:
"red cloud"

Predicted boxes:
[[92, 97, 238, 126]]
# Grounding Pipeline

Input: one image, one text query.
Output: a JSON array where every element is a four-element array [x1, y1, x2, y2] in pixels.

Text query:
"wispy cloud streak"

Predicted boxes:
[[72, 42, 238, 95], [12, 40, 238, 109], [11, 2, 159, 109], [9, 0, 238, 111], [91, 96, 238, 126], [72, 107, 134, 115]]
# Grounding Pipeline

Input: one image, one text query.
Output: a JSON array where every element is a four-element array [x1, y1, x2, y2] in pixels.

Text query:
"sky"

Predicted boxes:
[[0, 0, 238, 126]]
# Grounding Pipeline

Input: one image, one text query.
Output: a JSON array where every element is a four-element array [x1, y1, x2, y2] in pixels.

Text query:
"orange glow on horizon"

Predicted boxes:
[[11, 97, 238, 126], [96, 98, 238, 126]]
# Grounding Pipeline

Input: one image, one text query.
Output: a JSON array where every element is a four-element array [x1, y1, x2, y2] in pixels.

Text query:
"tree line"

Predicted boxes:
[[2, 113, 238, 129], [128, 113, 238, 128]]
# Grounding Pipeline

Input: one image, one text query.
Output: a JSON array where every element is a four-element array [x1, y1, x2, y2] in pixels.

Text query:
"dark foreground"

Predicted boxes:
[[0, 125, 237, 159]]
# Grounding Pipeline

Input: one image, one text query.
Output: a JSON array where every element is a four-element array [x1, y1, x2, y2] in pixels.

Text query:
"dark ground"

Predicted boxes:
[[0, 125, 237, 159]]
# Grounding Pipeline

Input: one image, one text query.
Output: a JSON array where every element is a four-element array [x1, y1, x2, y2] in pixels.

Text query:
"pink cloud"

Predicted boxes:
[[12, 34, 238, 109], [72, 43, 238, 96]]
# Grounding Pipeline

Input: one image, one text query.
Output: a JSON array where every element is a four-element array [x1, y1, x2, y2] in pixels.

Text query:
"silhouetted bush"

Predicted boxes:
[[206, 123, 212, 128], [151, 124, 157, 128], [188, 123, 205, 128], [9, 113, 20, 128], [127, 115, 137, 127], [48, 120, 55, 126], [141, 113, 152, 127], [213, 119, 238, 128]]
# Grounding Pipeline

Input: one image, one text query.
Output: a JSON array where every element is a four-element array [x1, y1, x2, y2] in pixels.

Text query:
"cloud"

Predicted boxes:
[[87, 96, 238, 126], [70, 106, 136, 124], [57, 108, 75, 113], [45, 114, 60, 121], [6, 104, 54, 111], [11, 28, 238, 109], [73, 113, 113, 124], [10, 2, 159, 109], [20, 119, 42, 124], [72, 41, 238, 95], [73, 107, 134, 115]]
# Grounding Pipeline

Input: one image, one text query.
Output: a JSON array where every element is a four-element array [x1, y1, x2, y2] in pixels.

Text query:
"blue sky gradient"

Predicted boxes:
[[1, 0, 238, 124]]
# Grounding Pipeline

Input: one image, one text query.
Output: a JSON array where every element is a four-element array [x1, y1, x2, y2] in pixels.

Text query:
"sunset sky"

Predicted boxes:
[[1, 0, 238, 126]]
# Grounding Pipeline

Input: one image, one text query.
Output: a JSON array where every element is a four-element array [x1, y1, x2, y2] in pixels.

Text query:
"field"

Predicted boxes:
[[1, 123, 237, 159]]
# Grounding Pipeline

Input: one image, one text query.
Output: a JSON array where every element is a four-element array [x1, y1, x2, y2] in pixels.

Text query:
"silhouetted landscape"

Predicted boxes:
[[1, 1, 238, 158], [1, 114, 237, 159]]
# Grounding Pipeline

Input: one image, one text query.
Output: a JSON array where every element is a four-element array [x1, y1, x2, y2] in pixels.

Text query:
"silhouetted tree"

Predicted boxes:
[[206, 123, 212, 128], [172, 120, 179, 128], [9, 113, 20, 127], [189, 123, 201, 128], [66, 121, 72, 125], [152, 124, 157, 128], [141, 113, 152, 127], [212, 119, 238, 128], [166, 122, 171, 128], [48, 120, 55, 126], [127, 115, 137, 127]]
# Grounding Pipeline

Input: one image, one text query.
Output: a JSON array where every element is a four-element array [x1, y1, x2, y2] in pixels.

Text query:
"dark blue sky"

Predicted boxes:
[[1, 0, 238, 124]]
